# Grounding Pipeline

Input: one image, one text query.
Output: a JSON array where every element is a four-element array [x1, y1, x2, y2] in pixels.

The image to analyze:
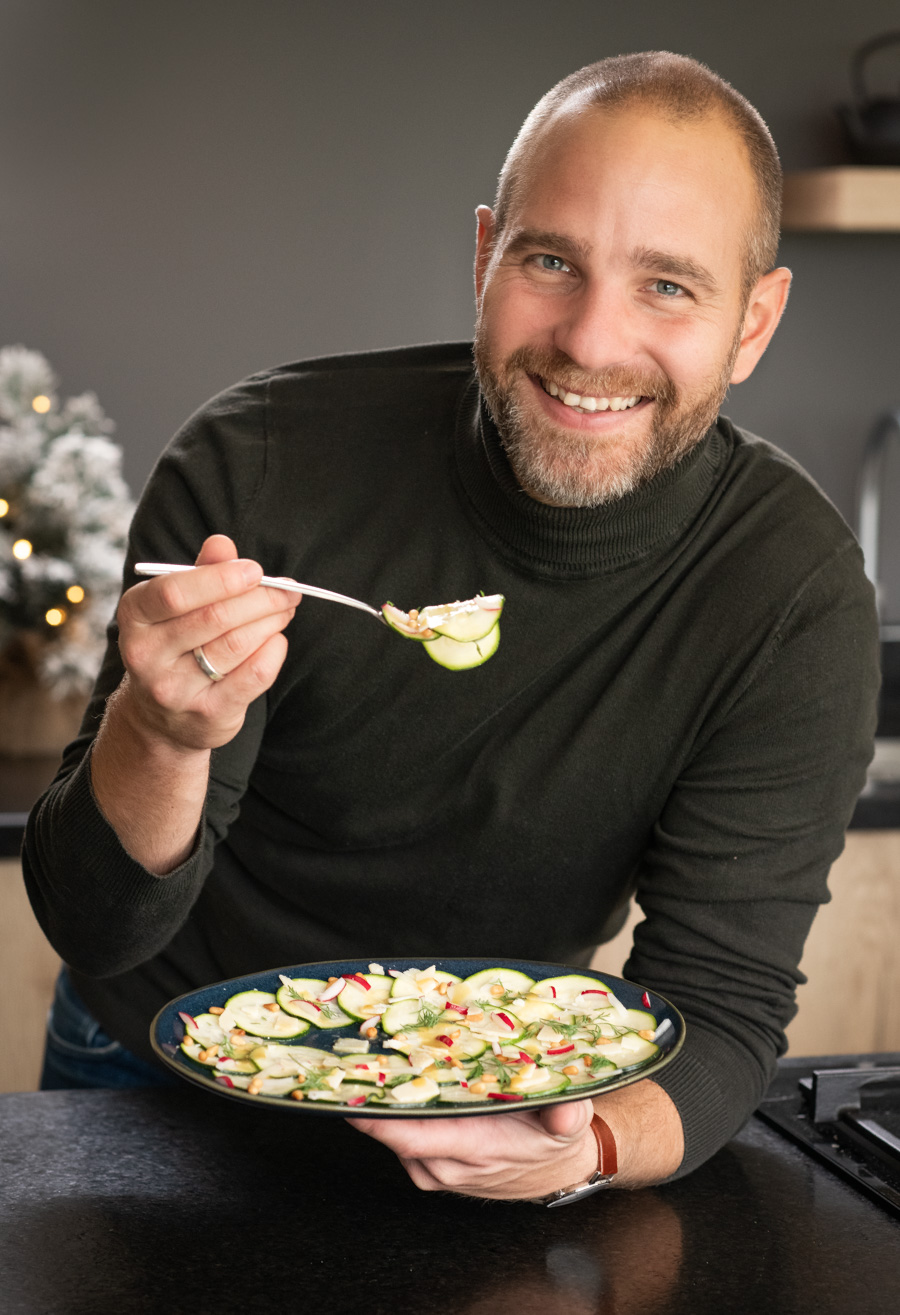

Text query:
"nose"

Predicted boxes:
[[551, 280, 642, 374]]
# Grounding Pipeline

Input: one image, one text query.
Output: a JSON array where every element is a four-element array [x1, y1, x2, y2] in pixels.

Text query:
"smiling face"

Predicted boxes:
[[474, 104, 788, 506]]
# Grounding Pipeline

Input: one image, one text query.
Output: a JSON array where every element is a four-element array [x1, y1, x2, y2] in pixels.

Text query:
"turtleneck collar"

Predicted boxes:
[[452, 375, 730, 579]]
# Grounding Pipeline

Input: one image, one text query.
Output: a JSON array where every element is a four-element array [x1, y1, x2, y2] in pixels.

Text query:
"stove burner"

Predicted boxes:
[[756, 1053, 900, 1217]]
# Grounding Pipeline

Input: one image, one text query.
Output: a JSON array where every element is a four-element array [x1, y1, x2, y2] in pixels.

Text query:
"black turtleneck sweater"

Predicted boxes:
[[23, 343, 879, 1177]]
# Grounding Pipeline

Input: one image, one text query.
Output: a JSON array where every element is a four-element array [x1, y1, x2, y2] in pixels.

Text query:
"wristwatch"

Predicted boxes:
[[532, 1113, 618, 1208]]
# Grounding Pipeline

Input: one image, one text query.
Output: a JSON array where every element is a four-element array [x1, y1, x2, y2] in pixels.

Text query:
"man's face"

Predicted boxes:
[[473, 105, 759, 506]]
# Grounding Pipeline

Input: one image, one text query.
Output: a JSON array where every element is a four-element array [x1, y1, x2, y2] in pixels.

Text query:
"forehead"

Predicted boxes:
[[511, 104, 756, 282]]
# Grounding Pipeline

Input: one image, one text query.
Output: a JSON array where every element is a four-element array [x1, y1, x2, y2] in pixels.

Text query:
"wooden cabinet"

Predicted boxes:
[[592, 830, 900, 1057]]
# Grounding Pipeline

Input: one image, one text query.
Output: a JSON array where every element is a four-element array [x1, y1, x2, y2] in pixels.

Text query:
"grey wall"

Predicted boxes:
[[1, 0, 899, 607]]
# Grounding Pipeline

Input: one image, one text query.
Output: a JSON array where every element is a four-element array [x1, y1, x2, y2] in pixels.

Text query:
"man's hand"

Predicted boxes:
[[113, 533, 296, 754], [348, 1098, 597, 1200], [90, 534, 297, 872], [348, 1078, 683, 1200]]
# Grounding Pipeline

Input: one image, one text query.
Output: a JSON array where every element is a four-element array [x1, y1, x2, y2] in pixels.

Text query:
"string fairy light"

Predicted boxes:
[[0, 498, 8, 517], [12, 538, 33, 560], [66, 584, 85, 604], [45, 607, 66, 627], [31, 394, 52, 414]]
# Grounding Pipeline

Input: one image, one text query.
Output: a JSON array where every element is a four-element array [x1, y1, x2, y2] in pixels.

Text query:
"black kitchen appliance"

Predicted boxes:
[[757, 1052, 900, 1215]]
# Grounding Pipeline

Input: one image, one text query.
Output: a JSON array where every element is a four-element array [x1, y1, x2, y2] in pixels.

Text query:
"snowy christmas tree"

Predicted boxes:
[[0, 346, 134, 699]]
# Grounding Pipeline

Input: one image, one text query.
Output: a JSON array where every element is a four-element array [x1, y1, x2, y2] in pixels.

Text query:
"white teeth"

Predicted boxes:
[[541, 378, 642, 411]]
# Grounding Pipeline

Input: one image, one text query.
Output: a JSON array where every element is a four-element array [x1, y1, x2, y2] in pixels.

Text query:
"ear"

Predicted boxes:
[[474, 204, 497, 304], [730, 267, 792, 384]]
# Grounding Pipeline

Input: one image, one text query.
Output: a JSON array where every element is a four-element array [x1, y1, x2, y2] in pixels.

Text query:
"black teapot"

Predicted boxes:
[[838, 31, 900, 165]]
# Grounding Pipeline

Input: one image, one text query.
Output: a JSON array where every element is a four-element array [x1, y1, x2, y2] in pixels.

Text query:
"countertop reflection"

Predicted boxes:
[[2, 1085, 898, 1314]]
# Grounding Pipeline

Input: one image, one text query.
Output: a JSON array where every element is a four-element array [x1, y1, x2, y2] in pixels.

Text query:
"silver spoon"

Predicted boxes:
[[134, 562, 386, 623]]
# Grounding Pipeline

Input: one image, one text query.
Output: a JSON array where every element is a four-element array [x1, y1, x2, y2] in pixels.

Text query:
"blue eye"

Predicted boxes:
[[655, 280, 682, 296], [539, 254, 571, 272]]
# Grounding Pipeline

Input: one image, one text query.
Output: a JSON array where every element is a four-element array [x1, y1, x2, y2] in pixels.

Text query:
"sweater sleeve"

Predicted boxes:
[[628, 538, 880, 1178], [21, 376, 272, 977]]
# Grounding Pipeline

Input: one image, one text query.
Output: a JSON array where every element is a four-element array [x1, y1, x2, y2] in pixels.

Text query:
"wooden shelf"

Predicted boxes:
[[782, 167, 900, 231]]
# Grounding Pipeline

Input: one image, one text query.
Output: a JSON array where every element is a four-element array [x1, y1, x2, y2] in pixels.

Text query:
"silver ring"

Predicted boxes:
[[193, 645, 224, 682]]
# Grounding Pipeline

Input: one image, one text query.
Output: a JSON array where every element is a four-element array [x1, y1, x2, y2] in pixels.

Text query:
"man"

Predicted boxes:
[[24, 51, 878, 1201]]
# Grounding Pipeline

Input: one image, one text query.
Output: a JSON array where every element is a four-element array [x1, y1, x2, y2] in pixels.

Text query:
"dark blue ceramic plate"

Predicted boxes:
[[150, 956, 685, 1117]]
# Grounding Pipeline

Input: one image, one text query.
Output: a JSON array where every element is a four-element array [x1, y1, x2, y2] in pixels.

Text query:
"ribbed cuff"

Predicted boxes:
[[650, 1024, 767, 1180]]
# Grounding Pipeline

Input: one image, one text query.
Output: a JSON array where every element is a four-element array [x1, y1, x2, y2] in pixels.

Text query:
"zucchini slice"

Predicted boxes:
[[529, 974, 613, 1006], [418, 595, 504, 643], [223, 990, 311, 1040], [423, 622, 500, 671], [181, 1012, 227, 1048], [506, 1067, 571, 1098], [336, 973, 393, 1022], [452, 967, 536, 1006], [383, 1075, 442, 1105], [275, 978, 355, 1028], [381, 604, 438, 641]]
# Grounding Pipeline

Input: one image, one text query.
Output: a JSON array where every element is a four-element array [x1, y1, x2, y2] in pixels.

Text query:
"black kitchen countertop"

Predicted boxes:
[[2, 1082, 899, 1315]]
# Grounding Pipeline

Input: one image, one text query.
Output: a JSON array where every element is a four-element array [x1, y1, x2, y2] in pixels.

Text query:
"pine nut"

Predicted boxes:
[[248, 1078, 264, 1095], [209, 1006, 225, 1015], [563, 1065, 580, 1076], [490, 984, 504, 997], [290, 1089, 305, 1101], [639, 1029, 655, 1040], [263, 1002, 280, 1012]]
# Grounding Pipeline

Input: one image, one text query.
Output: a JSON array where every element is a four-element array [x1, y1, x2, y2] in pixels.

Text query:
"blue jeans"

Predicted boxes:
[[40, 966, 180, 1091]]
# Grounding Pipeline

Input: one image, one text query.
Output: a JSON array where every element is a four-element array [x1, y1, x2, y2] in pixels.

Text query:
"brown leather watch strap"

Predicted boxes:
[[589, 1113, 618, 1177]]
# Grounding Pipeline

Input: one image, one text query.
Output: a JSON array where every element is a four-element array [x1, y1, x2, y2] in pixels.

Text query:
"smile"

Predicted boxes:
[[540, 377, 643, 414]]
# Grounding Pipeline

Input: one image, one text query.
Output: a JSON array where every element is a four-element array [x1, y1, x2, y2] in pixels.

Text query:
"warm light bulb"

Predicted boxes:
[[32, 394, 52, 414], [0, 498, 8, 517], [12, 539, 32, 560], [45, 607, 66, 627], [66, 584, 85, 603]]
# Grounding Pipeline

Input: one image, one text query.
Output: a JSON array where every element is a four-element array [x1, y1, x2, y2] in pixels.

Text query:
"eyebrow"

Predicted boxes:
[[501, 228, 721, 296], [501, 227, 594, 266], [629, 246, 720, 296]]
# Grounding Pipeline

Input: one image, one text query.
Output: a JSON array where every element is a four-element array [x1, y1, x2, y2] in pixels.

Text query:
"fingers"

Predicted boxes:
[[114, 534, 296, 752], [539, 1098, 594, 1140], [347, 1101, 599, 1200], [127, 556, 264, 628]]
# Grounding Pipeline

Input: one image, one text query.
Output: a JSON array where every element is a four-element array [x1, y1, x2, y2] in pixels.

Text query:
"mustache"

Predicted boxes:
[[501, 346, 678, 408]]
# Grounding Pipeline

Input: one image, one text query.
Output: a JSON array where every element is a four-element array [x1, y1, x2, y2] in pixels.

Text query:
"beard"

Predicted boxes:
[[473, 329, 741, 508]]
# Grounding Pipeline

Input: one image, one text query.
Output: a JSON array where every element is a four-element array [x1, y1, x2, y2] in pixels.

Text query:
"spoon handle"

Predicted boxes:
[[134, 563, 385, 620]]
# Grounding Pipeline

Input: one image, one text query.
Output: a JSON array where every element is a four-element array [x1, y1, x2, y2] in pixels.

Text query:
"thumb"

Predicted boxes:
[[539, 1098, 594, 1141], [195, 533, 239, 566]]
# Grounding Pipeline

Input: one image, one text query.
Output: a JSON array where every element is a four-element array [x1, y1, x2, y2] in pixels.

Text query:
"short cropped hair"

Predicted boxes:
[[494, 51, 782, 297]]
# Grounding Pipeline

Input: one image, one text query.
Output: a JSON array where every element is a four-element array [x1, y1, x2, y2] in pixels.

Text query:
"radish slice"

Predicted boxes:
[[318, 977, 346, 1002]]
